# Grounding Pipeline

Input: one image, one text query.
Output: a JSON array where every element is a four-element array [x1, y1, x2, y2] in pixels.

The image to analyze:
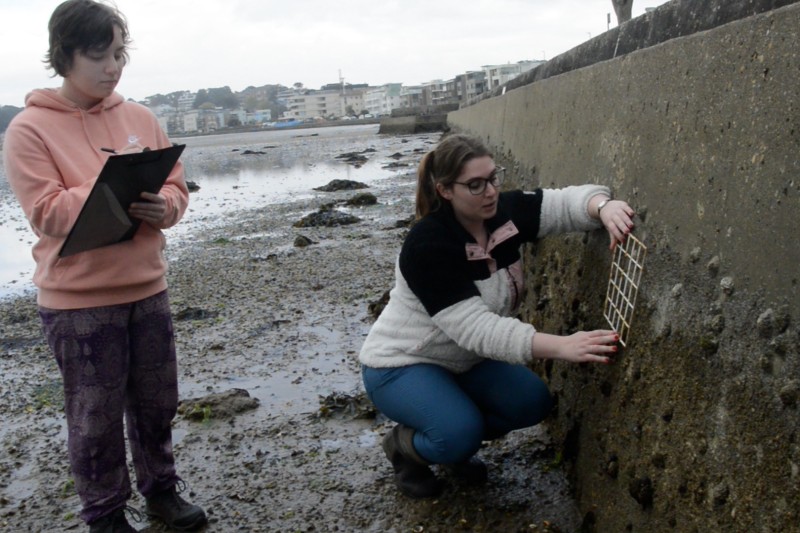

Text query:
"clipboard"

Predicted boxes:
[[59, 144, 186, 257]]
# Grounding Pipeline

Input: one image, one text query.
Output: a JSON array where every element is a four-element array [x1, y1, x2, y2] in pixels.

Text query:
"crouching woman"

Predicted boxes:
[[359, 134, 635, 498]]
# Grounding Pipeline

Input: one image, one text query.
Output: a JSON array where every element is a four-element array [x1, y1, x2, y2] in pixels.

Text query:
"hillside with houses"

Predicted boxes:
[[1, 59, 541, 139]]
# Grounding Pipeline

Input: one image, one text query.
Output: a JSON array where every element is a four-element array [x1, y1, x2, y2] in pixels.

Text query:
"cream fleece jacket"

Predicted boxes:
[[3, 89, 188, 309], [359, 185, 608, 373]]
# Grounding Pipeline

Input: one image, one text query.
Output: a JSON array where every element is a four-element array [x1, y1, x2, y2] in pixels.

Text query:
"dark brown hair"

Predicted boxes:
[[45, 0, 130, 77], [415, 134, 493, 219]]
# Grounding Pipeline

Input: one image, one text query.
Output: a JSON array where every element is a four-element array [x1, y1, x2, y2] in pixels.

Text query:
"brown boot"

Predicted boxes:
[[382, 424, 444, 498]]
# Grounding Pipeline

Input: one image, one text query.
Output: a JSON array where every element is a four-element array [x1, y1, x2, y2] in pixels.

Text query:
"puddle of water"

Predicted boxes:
[[5, 461, 36, 501], [357, 428, 379, 448], [179, 355, 359, 416], [320, 439, 343, 452], [177, 319, 365, 424], [0, 198, 37, 299], [1, 418, 67, 502]]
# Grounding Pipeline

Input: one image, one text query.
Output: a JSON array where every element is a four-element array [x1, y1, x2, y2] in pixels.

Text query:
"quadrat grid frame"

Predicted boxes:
[[603, 234, 647, 347]]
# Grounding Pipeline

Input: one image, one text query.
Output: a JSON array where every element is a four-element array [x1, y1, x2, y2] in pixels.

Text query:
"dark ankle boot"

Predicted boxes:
[[88, 507, 138, 533], [382, 424, 444, 499], [145, 482, 207, 531], [443, 456, 488, 484]]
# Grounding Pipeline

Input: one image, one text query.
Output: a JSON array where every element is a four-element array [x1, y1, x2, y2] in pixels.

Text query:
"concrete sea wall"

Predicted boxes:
[[377, 114, 449, 134], [449, 2, 799, 532]]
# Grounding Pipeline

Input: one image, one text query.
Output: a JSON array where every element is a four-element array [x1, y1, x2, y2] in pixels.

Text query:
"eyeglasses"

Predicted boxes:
[[453, 167, 505, 195]]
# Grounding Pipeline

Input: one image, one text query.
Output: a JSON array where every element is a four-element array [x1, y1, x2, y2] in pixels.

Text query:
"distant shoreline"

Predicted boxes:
[[171, 116, 382, 138]]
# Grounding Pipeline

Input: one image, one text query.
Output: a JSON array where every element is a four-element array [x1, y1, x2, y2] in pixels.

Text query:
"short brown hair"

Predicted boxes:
[[45, 0, 130, 77]]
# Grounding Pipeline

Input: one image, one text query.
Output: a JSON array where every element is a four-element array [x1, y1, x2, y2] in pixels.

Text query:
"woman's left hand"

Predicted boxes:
[[129, 191, 168, 227], [599, 199, 635, 250]]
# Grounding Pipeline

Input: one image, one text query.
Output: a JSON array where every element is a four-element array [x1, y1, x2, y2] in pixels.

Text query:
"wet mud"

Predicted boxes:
[[0, 129, 582, 532]]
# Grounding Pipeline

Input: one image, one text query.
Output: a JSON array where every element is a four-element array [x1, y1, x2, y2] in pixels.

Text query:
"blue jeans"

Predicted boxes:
[[362, 360, 553, 465]]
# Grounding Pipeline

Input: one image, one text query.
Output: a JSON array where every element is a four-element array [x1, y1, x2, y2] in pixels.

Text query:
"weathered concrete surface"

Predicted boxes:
[[449, 3, 799, 532]]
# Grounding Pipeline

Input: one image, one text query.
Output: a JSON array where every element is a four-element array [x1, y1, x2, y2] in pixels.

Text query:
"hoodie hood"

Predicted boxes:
[[25, 88, 125, 114]]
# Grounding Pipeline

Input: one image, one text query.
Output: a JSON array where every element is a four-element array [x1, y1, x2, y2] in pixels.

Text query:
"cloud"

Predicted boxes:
[[0, 0, 668, 106]]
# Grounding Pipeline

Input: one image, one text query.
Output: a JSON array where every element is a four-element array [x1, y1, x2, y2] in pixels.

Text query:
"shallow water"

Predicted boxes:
[[0, 124, 432, 299]]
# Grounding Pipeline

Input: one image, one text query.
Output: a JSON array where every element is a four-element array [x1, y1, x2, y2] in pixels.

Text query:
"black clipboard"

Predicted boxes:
[[59, 144, 186, 257]]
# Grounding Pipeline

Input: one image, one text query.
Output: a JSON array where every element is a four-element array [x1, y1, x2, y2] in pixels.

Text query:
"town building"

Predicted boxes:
[[420, 80, 450, 107], [176, 91, 196, 112], [483, 60, 544, 90], [454, 71, 487, 102], [399, 85, 424, 109], [364, 83, 402, 116], [139, 56, 539, 132], [282, 89, 343, 120]]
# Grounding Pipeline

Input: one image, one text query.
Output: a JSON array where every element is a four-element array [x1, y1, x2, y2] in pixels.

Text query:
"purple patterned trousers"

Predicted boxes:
[[39, 290, 180, 524]]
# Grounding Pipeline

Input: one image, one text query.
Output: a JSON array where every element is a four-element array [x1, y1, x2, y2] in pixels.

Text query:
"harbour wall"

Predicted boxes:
[[448, 1, 800, 531], [377, 114, 449, 134]]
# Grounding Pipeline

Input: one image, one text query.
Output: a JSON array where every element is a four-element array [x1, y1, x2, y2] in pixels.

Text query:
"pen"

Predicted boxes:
[[101, 146, 151, 154]]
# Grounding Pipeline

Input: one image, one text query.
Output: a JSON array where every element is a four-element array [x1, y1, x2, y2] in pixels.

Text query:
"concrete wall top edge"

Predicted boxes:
[[464, 0, 800, 108], [448, 2, 800, 312]]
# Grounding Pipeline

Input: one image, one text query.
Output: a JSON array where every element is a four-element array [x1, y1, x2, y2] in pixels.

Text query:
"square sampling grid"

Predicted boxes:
[[603, 233, 647, 347]]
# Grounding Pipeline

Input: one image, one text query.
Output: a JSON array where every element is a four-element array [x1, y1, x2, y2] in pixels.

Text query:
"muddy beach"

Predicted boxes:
[[0, 126, 581, 532]]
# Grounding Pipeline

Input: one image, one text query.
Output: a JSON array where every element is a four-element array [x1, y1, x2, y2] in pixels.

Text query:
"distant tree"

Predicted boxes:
[[146, 93, 174, 107], [193, 89, 210, 108], [243, 95, 258, 113], [270, 101, 287, 122], [144, 91, 186, 108], [199, 102, 216, 110], [1, 105, 23, 133], [207, 86, 239, 109], [612, 0, 633, 24], [293, 82, 304, 90], [167, 91, 185, 107], [243, 95, 269, 113]]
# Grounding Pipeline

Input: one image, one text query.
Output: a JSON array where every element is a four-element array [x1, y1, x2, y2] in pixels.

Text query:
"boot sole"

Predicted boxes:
[[145, 510, 207, 531]]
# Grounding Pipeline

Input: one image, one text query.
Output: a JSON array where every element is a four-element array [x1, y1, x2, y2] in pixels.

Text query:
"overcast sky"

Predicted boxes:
[[0, 0, 669, 107]]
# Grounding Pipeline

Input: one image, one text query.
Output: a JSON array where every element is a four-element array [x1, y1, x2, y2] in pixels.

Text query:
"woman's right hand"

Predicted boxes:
[[532, 330, 618, 364]]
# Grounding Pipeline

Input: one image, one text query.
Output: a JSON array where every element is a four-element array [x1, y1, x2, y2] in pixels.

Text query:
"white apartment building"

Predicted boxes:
[[176, 91, 196, 112], [364, 83, 402, 116], [183, 111, 199, 133], [282, 89, 343, 120], [421, 80, 450, 106], [455, 71, 487, 102], [181, 109, 228, 133], [340, 88, 366, 117], [156, 116, 169, 134], [483, 60, 544, 90], [399, 86, 424, 109], [246, 109, 272, 124]]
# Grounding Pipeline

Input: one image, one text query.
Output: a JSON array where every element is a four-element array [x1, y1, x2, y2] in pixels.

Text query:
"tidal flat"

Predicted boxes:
[[0, 125, 581, 532]]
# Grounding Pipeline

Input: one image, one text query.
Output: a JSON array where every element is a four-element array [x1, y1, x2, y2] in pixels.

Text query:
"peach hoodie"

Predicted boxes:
[[3, 89, 189, 309]]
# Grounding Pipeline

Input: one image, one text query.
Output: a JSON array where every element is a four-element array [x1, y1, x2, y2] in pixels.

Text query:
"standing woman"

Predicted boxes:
[[360, 134, 635, 498], [3, 1, 206, 531]]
